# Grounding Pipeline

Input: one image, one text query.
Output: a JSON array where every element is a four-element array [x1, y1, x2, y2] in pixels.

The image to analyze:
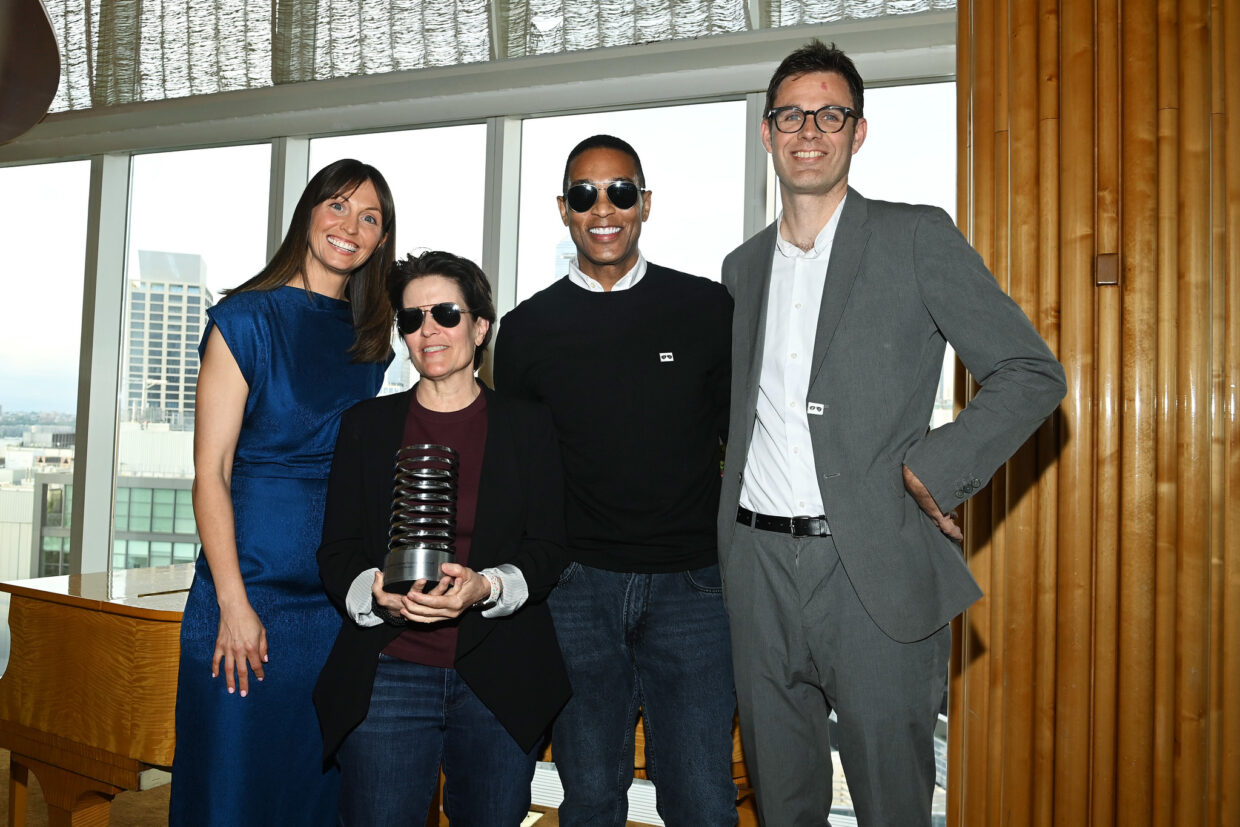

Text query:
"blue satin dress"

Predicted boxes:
[[170, 286, 388, 826]]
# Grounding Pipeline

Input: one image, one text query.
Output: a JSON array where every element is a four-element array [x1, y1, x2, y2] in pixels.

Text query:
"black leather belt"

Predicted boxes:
[[737, 506, 829, 537]]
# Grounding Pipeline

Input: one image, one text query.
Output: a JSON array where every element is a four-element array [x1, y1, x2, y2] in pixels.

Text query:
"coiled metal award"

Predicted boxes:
[[383, 443, 459, 593]]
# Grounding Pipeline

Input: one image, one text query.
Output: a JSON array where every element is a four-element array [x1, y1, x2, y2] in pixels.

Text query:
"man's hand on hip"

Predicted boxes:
[[902, 464, 963, 543]]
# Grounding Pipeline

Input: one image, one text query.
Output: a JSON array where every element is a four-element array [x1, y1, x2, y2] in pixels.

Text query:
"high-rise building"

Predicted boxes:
[[122, 251, 213, 430]]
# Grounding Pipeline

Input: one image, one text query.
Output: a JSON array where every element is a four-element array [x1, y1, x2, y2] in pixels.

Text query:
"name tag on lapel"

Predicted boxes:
[[807, 402, 825, 416]]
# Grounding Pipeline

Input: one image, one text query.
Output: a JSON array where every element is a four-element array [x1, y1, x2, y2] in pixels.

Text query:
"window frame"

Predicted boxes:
[[0, 15, 955, 575]]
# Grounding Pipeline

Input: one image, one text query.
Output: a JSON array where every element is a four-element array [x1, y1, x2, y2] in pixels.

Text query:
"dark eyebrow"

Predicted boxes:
[[775, 104, 852, 112], [569, 177, 635, 186]]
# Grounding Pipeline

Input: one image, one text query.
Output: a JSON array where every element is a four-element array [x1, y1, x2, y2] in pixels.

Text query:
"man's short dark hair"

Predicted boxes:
[[765, 40, 865, 118], [562, 134, 646, 192]]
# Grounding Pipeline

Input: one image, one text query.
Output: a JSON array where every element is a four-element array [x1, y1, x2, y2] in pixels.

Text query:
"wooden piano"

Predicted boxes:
[[0, 564, 194, 826]]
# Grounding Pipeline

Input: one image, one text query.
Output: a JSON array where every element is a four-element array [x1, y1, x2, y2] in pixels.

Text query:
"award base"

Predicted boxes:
[[383, 547, 454, 593]]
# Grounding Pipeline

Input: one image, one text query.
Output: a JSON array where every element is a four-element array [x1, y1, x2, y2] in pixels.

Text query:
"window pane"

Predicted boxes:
[[174, 491, 197, 534], [310, 126, 486, 265], [173, 542, 200, 564], [517, 102, 746, 304], [127, 492, 152, 531], [43, 486, 66, 528], [150, 541, 173, 566], [850, 83, 956, 217], [0, 160, 89, 669], [115, 145, 268, 571], [310, 125, 487, 394], [849, 82, 958, 431], [39, 537, 67, 577], [126, 540, 150, 568]]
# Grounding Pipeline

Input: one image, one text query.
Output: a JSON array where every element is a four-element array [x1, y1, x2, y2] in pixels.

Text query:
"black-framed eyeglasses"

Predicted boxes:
[[563, 180, 645, 212], [766, 105, 858, 134], [396, 303, 470, 334]]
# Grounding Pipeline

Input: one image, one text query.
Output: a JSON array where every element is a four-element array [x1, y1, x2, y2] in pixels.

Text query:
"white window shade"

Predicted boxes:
[[497, 0, 746, 58], [42, 0, 954, 113], [767, 0, 956, 27]]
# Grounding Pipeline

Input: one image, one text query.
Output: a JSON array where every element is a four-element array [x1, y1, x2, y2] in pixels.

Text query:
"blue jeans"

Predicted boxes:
[[335, 656, 540, 827], [549, 563, 737, 827]]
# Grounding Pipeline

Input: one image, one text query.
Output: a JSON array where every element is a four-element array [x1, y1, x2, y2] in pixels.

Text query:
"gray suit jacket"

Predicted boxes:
[[718, 188, 1066, 643]]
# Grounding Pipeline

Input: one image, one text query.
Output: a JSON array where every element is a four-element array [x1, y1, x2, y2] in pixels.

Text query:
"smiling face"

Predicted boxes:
[[401, 275, 490, 390], [557, 147, 651, 288], [762, 71, 867, 204], [303, 178, 387, 290]]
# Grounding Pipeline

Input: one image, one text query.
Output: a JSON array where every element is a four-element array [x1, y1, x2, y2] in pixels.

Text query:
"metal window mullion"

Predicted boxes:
[[69, 153, 130, 574], [268, 137, 311, 259], [482, 116, 523, 321], [743, 91, 771, 240]]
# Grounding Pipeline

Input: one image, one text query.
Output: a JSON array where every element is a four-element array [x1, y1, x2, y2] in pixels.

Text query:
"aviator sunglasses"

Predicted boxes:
[[563, 180, 644, 212], [396, 303, 470, 334]]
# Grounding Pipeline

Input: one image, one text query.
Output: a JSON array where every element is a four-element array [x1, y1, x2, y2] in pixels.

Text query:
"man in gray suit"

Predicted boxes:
[[718, 41, 1066, 825]]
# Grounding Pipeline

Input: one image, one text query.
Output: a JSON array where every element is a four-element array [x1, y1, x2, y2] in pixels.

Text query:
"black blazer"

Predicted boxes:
[[313, 386, 571, 759]]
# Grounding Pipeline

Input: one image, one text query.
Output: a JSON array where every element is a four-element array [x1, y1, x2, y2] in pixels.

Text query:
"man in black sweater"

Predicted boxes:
[[494, 134, 737, 826]]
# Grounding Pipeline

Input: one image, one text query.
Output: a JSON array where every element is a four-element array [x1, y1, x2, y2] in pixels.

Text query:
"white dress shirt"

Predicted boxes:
[[345, 562, 528, 627], [739, 198, 846, 520], [568, 254, 647, 292]]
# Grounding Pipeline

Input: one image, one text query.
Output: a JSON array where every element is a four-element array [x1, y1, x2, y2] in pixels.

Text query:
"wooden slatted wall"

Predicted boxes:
[[949, 0, 1239, 823]]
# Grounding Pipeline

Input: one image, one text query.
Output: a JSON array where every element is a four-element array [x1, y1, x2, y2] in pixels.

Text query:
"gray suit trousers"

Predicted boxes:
[[723, 523, 950, 827]]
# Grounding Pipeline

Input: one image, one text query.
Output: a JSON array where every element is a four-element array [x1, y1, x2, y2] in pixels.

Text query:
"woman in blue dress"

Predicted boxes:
[[170, 158, 396, 826]]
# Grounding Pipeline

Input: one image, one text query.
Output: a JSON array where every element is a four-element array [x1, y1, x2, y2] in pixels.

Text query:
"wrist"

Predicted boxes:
[[216, 590, 251, 612], [371, 595, 408, 627], [473, 572, 502, 609]]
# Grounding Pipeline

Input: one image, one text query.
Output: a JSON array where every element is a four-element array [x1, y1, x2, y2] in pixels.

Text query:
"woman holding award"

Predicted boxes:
[[315, 250, 570, 826]]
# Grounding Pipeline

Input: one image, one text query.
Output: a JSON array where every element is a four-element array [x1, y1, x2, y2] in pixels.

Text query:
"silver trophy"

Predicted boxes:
[[384, 443, 459, 593]]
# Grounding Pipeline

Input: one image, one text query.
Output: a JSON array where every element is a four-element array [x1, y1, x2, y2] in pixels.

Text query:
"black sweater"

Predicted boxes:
[[494, 263, 732, 572]]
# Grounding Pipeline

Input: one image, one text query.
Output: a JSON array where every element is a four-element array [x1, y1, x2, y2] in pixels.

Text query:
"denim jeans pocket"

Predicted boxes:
[[557, 560, 582, 587], [683, 563, 724, 594]]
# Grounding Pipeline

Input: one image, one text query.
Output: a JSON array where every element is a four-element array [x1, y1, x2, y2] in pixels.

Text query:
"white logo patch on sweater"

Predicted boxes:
[[659, 352, 674, 362], [807, 402, 825, 415]]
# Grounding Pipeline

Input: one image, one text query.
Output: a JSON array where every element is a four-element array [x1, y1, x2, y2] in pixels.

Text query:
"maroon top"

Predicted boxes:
[[382, 387, 488, 667]]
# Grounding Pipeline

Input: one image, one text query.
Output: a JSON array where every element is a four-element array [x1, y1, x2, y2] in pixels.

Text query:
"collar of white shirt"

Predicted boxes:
[[567, 253, 648, 292], [774, 194, 848, 260]]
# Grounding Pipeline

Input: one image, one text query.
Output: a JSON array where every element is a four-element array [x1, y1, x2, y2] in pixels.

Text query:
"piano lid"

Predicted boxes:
[[0, 563, 195, 619]]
